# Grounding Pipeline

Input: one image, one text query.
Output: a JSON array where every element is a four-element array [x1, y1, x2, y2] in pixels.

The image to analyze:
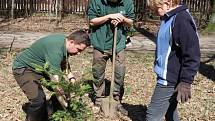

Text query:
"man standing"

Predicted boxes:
[[87, 0, 135, 114], [12, 30, 90, 121]]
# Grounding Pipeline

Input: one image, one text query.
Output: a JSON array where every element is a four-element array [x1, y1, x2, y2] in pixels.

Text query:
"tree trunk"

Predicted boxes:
[[210, 0, 215, 23], [30, 0, 33, 15], [59, 0, 64, 21], [204, 0, 215, 32], [25, 0, 28, 17], [11, 0, 15, 19], [55, 0, 58, 20], [49, 0, 52, 22]]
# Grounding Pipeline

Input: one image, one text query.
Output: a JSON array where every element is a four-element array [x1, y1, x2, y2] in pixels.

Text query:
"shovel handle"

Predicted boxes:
[[109, 27, 118, 101]]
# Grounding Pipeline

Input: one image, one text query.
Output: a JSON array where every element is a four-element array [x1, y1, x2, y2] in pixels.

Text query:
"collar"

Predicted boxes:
[[102, 0, 123, 5], [161, 5, 188, 20]]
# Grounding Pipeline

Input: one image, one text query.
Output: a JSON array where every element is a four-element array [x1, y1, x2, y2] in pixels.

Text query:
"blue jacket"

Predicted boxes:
[[154, 5, 200, 86]]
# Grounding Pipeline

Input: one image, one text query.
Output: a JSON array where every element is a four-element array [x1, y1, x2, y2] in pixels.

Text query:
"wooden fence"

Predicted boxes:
[[27, 0, 88, 13], [182, 0, 213, 26], [0, 0, 88, 17], [134, 0, 213, 27], [0, 0, 213, 28]]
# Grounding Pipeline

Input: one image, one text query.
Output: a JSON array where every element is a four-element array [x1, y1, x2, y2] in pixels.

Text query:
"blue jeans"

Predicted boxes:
[[146, 83, 179, 121]]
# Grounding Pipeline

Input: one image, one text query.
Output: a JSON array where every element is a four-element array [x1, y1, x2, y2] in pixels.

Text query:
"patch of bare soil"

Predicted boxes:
[[0, 49, 214, 121], [0, 14, 88, 33], [0, 14, 159, 35]]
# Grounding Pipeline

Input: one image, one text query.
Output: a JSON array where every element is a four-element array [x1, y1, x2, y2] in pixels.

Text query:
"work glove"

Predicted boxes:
[[175, 82, 191, 103]]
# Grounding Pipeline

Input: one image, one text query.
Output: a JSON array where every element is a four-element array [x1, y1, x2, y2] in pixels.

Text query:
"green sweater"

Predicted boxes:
[[87, 0, 135, 52], [13, 34, 67, 72]]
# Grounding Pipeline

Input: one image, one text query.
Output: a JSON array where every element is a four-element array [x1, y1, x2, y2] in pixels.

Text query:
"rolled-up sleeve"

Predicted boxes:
[[87, 0, 98, 20]]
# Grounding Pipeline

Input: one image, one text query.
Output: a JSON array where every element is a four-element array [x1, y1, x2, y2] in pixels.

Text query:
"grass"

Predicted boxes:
[[203, 23, 215, 33]]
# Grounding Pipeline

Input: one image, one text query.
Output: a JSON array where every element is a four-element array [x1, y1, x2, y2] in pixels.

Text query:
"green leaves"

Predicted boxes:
[[32, 62, 92, 121], [31, 63, 45, 73], [40, 78, 58, 90], [50, 96, 92, 121]]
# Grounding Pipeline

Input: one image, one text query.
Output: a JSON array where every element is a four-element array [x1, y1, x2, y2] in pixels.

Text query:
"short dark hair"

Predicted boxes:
[[67, 29, 90, 46]]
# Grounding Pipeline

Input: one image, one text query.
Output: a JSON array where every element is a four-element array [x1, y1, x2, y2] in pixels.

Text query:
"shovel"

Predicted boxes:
[[101, 26, 119, 118]]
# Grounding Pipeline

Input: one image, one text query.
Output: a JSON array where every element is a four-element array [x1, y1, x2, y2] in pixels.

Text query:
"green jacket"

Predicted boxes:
[[87, 0, 135, 52], [12, 34, 67, 73]]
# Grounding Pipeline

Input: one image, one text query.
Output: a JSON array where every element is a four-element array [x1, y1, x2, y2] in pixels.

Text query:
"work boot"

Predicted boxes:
[[92, 97, 102, 114], [46, 99, 54, 119], [116, 103, 128, 116], [113, 95, 128, 116], [92, 103, 102, 114], [24, 104, 48, 121]]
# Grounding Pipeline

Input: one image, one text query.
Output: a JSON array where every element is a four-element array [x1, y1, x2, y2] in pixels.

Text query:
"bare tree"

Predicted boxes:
[[55, 0, 64, 22], [204, 0, 215, 32], [59, 0, 64, 21], [25, 0, 29, 17], [29, 0, 35, 15], [49, 0, 61, 22], [49, 0, 53, 22], [55, 0, 58, 20], [210, 0, 215, 23], [11, 0, 15, 19]]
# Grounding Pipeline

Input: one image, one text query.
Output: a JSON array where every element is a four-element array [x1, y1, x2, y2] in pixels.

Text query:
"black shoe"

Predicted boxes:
[[24, 104, 48, 121], [22, 103, 30, 113]]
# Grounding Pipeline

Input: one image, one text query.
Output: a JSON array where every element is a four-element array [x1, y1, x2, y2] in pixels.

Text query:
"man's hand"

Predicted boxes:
[[53, 86, 68, 109], [55, 87, 65, 95], [89, 13, 130, 26], [175, 82, 191, 103], [108, 13, 125, 23], [109, 13, 133, 27], [111, 20, 120, 27], [67, 72, 76, 83]]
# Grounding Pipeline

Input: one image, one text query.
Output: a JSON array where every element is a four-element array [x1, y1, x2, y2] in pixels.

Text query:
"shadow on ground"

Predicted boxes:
[[199, 54, 215, 82], [135, 27, 156, 43], [122, 103, 147, 121], [86, 78, 147, 121]]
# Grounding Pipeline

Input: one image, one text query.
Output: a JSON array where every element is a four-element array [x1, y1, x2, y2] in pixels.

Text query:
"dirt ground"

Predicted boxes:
[[0, 15, 215, 121], [0, 14, 88, 33]]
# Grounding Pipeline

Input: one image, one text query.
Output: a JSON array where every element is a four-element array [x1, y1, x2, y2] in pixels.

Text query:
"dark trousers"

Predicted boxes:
[[146, 83, 179, 121], [92, 49, 125, 102], [13, 68, 48, 121]]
